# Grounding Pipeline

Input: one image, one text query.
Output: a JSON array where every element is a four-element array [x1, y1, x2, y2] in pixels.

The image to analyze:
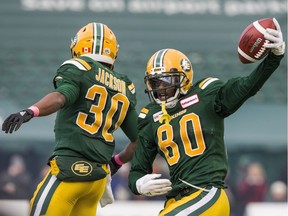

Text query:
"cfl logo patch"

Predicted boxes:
[[71, 161, 92, 176]]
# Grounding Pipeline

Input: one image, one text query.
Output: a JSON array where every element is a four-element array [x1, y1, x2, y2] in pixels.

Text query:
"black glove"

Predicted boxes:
[[2, 109, 34, 133], [109, 156, 122, 176]]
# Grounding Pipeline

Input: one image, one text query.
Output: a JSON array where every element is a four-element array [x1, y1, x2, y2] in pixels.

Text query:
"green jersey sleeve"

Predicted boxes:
[[128, 107, 158, 194], [214, 52, 283, 117], [120, 107, 138, 141], [53, 65, 83, 106], [116, 72, 138, 141]]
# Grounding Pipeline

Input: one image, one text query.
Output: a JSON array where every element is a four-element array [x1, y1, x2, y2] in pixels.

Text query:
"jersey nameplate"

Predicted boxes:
[[180, 94, 199, 108], [95, 68, 126, 95]]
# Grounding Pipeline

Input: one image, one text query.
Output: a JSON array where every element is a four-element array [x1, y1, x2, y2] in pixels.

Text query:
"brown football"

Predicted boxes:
[[238, 18, 276, 64]]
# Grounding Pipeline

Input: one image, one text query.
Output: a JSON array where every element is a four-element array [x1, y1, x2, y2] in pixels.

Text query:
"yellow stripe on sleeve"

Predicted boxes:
[[199, 77, 219, 89], [140, 108, 149, 114], [128, 83, 135, 94], [199, 77, 213, 88], [74, 58, 92, 70]]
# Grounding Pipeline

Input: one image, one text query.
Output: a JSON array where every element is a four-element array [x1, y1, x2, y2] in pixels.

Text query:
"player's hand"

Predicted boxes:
[[264, 18, 285, 56], [136, 173, 172, 196], [109, 156, 122, 176], [2, 109, 34, 133]]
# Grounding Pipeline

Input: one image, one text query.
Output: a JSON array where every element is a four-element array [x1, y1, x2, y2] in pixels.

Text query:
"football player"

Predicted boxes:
[[128, 18, 285, 216], [2, 22, 138, 216]]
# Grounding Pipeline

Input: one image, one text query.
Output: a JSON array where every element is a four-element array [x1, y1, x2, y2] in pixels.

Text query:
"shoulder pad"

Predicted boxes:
[[198, 77, 219, 89], [61, 58, 91, 71]]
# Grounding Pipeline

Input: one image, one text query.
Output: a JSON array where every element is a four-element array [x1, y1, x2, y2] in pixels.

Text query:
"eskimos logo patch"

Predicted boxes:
[[71, 161, 93, 176], [180, 58, 191, 72]]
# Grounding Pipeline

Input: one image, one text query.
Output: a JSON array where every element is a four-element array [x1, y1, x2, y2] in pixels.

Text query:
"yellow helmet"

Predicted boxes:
[[70, 23, 119, 66], [145, 49, 193, 108]]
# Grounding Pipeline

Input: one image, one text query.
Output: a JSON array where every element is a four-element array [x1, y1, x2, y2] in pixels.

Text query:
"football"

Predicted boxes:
[[238, 18, 276, 64]]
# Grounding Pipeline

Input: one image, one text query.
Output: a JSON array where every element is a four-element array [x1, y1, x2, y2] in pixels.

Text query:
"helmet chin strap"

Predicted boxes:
[[159, 102, 171, 125]]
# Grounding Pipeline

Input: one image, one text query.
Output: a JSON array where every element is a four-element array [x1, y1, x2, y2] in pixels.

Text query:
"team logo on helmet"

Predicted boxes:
[[180, 58, 191, 72], [71, 161, 93, 176]]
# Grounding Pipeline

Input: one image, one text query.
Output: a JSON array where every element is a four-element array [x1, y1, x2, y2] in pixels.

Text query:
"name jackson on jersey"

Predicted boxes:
[[95, 68, 127, 95], [55, 57, 135, 96]]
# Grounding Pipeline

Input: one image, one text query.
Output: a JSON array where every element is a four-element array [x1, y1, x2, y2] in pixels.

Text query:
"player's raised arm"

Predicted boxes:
[[2, 92, 66, 133]]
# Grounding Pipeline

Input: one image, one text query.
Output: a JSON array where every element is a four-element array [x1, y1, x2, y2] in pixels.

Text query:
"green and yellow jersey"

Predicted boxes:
[[128, 53, 283, 199], [52, 56, 138, 164]]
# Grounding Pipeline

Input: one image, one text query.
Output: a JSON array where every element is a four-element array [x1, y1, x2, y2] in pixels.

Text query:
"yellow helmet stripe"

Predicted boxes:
[[153, 49, 168, 68], [93, 23, 104, 55]]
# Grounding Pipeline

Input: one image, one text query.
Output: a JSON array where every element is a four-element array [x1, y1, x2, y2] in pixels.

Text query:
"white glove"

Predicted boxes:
[[100, 170, 114, 208], [136, 173, 172, 196], [263, 18, 285, 56]]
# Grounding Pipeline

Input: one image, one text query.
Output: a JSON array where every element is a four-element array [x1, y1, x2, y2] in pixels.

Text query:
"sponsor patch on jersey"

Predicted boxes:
[[180, 94, 199, 108], [71, 161, 93, 176], [153, 111, 163, 122]]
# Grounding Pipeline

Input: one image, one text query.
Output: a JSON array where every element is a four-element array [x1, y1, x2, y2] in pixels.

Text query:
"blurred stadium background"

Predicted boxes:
[[0, 0, 287, 215]]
